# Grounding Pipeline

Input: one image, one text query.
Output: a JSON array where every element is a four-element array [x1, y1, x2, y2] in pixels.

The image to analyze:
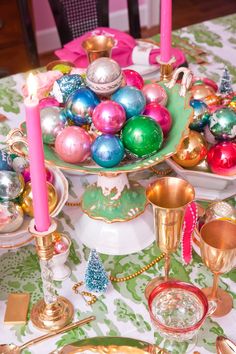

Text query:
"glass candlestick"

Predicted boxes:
[[29, 219, 74, 331]]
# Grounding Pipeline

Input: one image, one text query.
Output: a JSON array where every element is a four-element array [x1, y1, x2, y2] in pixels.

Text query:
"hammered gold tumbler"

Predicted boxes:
[[82, 35, 115, 63]]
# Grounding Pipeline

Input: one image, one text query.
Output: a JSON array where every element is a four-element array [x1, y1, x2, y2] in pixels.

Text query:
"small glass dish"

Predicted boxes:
[[148, 280, 216, 353]]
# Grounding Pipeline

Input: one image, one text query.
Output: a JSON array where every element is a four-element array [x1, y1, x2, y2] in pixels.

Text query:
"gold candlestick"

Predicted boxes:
[[157, 56, 176, 82], [29, 219, 74, 331]]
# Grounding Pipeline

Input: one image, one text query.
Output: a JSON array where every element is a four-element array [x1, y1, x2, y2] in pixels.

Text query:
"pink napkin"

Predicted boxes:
[[55, 27, 186, 69]]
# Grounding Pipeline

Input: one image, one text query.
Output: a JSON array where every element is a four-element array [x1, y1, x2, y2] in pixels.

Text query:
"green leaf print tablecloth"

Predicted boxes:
[[0, 14, 236, 354]]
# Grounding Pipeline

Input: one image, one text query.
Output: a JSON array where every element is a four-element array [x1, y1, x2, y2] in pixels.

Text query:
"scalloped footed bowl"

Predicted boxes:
[[0, 165, 68, 249], [27, 82, 192, 176], [166, 158, 236, 201]]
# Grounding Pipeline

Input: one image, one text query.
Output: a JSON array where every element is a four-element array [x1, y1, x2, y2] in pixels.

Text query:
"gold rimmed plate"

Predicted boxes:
[[51, 336, 168, 354]]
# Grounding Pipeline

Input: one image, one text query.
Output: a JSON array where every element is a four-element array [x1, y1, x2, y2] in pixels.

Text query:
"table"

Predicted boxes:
[[0, 14, 236, 354]]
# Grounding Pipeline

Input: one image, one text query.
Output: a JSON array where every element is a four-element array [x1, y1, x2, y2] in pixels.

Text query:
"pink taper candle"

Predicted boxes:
[[160, 0, 172, 63], [24, 73, 51, 232]]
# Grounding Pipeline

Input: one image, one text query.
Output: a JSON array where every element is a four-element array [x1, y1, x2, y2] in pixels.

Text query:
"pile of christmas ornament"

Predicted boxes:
[[0, 149, 58, 234], [27, 57, 173, 168], [172, 67, 236, 176]]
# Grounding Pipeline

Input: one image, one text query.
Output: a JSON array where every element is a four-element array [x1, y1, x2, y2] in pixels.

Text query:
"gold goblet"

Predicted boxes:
[[145, 177, 195, 298], [82, 35, 115, 63], [200, 219, 236, 317]]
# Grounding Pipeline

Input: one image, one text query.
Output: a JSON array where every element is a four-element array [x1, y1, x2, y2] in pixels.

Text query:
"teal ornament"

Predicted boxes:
[[0, 150, 13, 171], [209, 107, 236, 140], [52, 74, 84, 103], [0, 171, 25, 200], [65, 87, 100, 126], [111, 86, 146, 119], [85, 249, 109, 293], [189, 99, 209, 132], [121, 115, 163, 158], [91, 134, 124, 168]]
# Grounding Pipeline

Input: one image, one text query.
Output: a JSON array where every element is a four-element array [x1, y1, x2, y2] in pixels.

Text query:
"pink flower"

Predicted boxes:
[[22, 70, 63, 100]]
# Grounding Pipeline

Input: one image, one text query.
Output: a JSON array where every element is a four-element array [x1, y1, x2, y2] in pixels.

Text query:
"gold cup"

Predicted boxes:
[[145, 177, 195, 298], [82, 35, 115, 63], [199, 219, 236, 317]]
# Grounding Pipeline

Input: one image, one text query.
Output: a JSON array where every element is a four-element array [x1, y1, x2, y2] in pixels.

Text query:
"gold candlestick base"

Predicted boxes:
[[29, 220, 74, 331], [157, 56, 176, 82], [31, 296, 74, 331]]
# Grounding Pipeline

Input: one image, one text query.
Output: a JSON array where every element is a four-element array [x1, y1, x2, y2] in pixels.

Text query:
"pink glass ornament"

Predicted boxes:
[[143, 102, 172, 136], [92, 101, 126, 134], [208, 104, 224, 114], [123, 69, 144, 90], [55, 126, 91, 163], [207, 141, 236, 176], [39, 97, 60, 110], [202, 78, 218, 92], [54, 240, 68, 254], [142, 83, 168, 106], [22, 166, 54, 184]]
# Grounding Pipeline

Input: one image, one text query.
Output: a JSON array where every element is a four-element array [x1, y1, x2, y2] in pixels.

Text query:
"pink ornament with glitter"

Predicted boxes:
[[123, 69, 144, 90], [143, 102, 172, 136], [22, 166, 54, 184], [181, 202, 198, 264], [39, 97, 60, 110]]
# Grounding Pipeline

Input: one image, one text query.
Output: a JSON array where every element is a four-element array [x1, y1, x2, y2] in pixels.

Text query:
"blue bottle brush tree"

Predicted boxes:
[[85, 249, 109, 293]]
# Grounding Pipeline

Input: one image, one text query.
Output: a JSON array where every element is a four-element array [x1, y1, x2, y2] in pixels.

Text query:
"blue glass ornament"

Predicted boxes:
[[85, 249, 109, 293], [0, 150, 13, 171], [53, 74, 84, 103], [189, 99, 209, 132], [65, 87, 100, 126], [111, 86, 146, 119], [91, 134, 124, 168], [59, 109, 68, 124]]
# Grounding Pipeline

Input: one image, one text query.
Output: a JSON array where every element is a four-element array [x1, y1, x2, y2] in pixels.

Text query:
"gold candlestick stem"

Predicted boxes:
[[29, 219, 74, 331]]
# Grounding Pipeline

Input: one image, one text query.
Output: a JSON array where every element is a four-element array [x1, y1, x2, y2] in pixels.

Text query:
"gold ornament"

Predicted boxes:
[[52, 231, 62, 243], [172, 131, 208, 168], [204, 94, 221, 107], [192, 158, 210, 172], [190, 84, 215, 100], [20, 182, 58, 217], [229, 100, 236, 110]]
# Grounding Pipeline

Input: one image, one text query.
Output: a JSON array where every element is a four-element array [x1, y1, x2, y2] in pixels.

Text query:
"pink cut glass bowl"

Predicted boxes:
[[148, 281, 215, 343]]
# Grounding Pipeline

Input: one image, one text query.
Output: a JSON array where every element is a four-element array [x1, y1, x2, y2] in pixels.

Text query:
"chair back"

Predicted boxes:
[[48, 0, 141, 45]]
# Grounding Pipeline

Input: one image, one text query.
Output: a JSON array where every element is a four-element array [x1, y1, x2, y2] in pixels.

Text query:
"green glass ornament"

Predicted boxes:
[[209, 107, 236, 140], [121, 115, 163, 158]]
